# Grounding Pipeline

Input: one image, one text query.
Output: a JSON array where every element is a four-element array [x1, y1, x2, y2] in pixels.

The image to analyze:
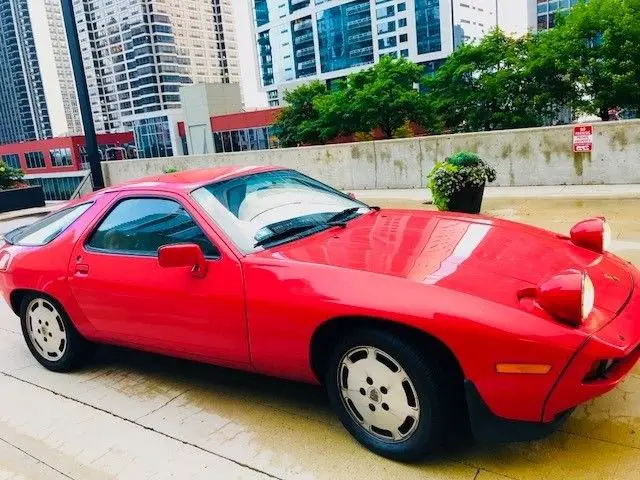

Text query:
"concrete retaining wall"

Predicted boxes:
[[102, 119, 640, 189]]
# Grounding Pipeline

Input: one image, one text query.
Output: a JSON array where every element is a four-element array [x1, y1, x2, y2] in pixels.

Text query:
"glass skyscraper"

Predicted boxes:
[[250, 0, 497, 106], [0, 0, 52, 144]]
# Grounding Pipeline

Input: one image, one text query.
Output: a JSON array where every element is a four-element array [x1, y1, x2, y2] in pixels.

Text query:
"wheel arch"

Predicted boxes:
[[309, 316, 465, 385], [9, 288, 47, 316]]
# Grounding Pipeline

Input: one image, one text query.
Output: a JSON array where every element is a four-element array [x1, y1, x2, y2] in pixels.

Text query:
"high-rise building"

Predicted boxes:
[[29, 0, 84, 136], [72, 0, 241, 146], [0, 0, 52, 144], [533, 0, 581, 31], [249, 0, 503, 106]]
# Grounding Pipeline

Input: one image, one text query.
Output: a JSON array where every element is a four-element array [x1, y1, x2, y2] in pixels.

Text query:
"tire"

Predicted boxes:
[[325, 329, 455, 461], [20, 293, 92, 372]]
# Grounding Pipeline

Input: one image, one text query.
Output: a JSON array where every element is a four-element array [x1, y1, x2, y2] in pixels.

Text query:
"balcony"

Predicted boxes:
[[296, 59, 315, 69], [293, 19, 312, 31], [348, 31, 372, 42], [347, 17, 370, 28], [346, 3, 369, 15], [294, 32, 314, 45], [350, 46, 373, 57], [295, 46, 315, 57]]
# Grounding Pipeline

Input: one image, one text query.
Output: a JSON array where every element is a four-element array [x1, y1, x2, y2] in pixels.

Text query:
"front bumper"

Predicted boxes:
[[542, 260, 640, 422], [465, 380, 573, 442]]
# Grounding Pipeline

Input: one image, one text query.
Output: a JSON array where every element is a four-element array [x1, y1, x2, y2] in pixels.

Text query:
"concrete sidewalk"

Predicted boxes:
[[353, 184, 640, 202]]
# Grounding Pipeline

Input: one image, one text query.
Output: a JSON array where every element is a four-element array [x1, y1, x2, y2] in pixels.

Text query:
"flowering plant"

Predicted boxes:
[[0, 161, 25, 190], [427, 152, 496, 211]]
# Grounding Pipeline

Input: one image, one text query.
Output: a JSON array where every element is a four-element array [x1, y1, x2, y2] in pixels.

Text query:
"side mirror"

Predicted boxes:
[[158, 243, 208, 278], [347, 192, 356, 200]]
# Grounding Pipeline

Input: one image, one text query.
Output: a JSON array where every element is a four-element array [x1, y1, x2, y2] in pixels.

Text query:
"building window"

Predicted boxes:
[[1, 154, 20, 169], [378, 36, 397, 49], [25, 151, 45, 169], [317, 0, 374, 74], [399, 33, 408, 43], [398, 18, 407, 27], [213, 127, 278, 153], [378, 21, 396, 35], [376, 5, 395, 19], [133, 116, 174, 159], [24, 175, 83, 201], [400, 49, 409, 57], [49, 148, 73, 167], [415, 0, 442, 54], [398, 2, 406, 12]]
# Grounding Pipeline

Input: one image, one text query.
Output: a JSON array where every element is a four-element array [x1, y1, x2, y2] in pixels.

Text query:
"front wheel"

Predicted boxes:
[[20, 293, 92, 372], [325, 329, 454, 461]]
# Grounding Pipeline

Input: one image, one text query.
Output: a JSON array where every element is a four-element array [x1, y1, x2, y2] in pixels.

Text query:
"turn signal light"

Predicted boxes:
[[496, 363, 552, 374], [570, 217, 611, 253], [537, 269, 594, 326]]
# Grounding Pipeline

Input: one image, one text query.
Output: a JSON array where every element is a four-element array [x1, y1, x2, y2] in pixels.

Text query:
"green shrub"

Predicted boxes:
[[162, 166, 179, 174], [427, 152, 496, 210], [0, 161, 25, 190], [446, 151, 481, 167]]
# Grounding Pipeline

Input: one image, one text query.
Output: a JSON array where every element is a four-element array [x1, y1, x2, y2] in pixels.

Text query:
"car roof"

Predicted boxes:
[[97, 165, 284, 196]]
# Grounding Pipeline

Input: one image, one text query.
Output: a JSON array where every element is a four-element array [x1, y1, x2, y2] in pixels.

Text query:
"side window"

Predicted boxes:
[[86, 198, 219, 258], [8, 203, 93, 246]]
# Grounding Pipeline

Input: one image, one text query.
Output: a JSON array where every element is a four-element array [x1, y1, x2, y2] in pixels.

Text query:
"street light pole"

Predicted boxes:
[[60, 0, 105, 189]]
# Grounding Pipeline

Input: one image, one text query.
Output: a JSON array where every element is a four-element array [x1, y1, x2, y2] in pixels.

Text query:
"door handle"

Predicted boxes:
[[75, 264, 89, 274]]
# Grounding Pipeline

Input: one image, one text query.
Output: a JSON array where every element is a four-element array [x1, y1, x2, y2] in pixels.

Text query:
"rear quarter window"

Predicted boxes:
[[6, 203, 93, 246]]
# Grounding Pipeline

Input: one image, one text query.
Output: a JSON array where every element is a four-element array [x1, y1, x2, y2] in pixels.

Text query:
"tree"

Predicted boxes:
[[272, 81, 329, 147], [547, 0, 640, 120], [344, 56, 430, 139], [424, 30, 548, 132], [273, 57, 432, 144]]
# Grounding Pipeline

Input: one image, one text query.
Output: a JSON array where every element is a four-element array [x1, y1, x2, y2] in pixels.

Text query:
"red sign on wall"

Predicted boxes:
[[573, 124, 593, 153]]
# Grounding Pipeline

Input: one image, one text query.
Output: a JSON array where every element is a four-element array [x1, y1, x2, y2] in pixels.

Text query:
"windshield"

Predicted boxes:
[[192, 170, 369, 253]]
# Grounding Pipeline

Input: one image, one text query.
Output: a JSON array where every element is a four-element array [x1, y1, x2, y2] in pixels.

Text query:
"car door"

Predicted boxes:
[[67, 191, 249, 367]]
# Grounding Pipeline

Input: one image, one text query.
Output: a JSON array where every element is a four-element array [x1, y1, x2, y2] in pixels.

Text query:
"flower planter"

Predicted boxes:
[[447, 183, 485, 214], [0, 186, 45, 213]]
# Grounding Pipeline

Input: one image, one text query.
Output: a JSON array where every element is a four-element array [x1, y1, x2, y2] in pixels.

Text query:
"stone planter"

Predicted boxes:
[[0, 186, 45, 213]]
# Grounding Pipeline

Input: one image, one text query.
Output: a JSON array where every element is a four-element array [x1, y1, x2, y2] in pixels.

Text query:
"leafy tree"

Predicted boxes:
[[272, 81, 329, 147], [273, 57, 432, 144], [344, 56, 430, 139], [547, 0, 640, 120], [424, 30, 548, 132]]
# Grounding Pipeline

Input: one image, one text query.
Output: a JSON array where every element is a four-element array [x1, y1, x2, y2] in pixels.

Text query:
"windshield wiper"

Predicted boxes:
[[326, 207, 364, 224], [254, 224, 319, 247]]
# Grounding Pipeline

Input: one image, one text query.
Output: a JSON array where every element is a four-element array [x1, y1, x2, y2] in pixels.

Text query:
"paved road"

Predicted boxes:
[[0, 198, 639, 479]]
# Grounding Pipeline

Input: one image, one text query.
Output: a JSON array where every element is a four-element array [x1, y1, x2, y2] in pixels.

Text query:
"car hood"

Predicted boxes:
[[259, 209, 632, 315]]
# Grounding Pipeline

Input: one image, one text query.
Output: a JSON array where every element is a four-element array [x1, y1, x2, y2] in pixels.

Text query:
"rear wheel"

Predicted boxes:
[[20, 293, 92, 372], [325, 329, 454, 461]]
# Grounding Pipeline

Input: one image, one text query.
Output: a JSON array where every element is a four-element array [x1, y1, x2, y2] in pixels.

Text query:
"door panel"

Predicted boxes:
[[67, 193, 249, 366]]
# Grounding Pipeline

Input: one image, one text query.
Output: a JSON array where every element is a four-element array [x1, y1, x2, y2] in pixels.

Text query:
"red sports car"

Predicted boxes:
[[1, 166, 638, 460]]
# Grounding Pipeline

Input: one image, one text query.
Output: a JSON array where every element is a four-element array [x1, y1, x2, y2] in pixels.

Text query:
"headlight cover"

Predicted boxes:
[[537, 269, 594, 326], [570, 217, 610, 253]]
